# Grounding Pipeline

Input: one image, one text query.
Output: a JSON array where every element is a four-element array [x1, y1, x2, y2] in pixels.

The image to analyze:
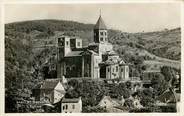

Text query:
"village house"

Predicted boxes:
[[32, 79, 66, 104], [155, 88, 178, 112], [98, 96, 118, 109], [98, 96, 129, 112], [56, 15, 129, 80], [61, 97, 82, 113], [98, 96, 125, 109]]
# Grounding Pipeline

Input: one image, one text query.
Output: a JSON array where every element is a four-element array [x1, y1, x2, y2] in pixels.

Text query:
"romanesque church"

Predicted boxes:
[[56, 15, 129, 80]]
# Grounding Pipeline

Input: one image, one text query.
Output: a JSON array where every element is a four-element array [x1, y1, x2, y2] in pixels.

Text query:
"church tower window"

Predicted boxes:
[[100, 37, 103, 41], [121, 68, 124, 72], [93, 15, 107, 43], [66, 41, 69, 46]]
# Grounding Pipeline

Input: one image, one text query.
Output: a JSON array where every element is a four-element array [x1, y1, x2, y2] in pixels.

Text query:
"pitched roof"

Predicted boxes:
[[99, 96, 120, 106], [94, 15, 107, 30], [100, 58, 119, 65], [80, 49, 98, 55], [62, 97, 81, 103], [156, 88, 177, 103], [41, 79, 60, 89]]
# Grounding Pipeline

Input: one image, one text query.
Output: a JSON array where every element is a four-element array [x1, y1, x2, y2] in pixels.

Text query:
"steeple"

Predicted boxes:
[[93, 13, 108, 43], [94, 15, 107, 30]]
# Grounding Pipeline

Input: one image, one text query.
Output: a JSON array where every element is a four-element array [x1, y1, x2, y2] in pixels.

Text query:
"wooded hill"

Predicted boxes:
[[5, 19, 181, 89]]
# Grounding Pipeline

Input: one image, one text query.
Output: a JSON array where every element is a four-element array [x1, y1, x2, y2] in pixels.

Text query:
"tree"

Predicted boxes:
[[161, 66, 177, 82], [68, 79, 79, 88], [151, 73, 168, 96], [5, 87, 18, 113], [124, 99, 134, 108], [125, 81, 132, 90], [140, 96, 154, 107]]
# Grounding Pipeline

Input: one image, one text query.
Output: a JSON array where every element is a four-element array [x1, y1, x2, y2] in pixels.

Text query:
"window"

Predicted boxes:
[[100, 37, 103, 41], [104, 32, 106, 35], [108, 68, 110, 72], [66, 105, 68, 110], [72, 105, 75, 109], [77, 42, 80, 47], [63, 106, 65, 110], [116, 66, 118, 72], [66, 41, 69, 46], [100, 32, 103, 35], [121, 68, 124, 72]]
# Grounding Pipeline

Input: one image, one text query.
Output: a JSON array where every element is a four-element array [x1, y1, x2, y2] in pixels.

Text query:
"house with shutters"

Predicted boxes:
[[56, 15, 129, 80], [61, 97, 82, 113]]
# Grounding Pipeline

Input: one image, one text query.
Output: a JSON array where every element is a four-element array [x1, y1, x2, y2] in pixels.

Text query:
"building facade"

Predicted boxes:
[[61, 97, 82, 113], [32, 79, 66, 104], [56, 15, 129, 80]]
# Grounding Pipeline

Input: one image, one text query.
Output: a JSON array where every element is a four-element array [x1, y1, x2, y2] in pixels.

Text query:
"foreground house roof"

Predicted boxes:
[[40, 79, 65, 91], [156, 88, 177, 103], [41, 80, 59, 89], [62, 97, 81, 103]]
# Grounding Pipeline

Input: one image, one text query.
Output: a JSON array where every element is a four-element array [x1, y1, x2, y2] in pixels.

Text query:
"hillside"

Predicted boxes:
[[134, 28, 181, 60], [5, 19, 181, 89]]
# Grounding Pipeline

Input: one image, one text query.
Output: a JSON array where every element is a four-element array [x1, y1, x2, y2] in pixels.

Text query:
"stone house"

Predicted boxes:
[[61, 97, 82, 113], [32, 79, 66, 104]]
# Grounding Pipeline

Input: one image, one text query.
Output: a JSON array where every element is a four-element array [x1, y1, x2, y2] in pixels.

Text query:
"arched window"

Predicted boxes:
[[121, 68, 124, 72], [108, 68, 110, 72], [116, 66, 118, 72], [66, 104, 68, 110]]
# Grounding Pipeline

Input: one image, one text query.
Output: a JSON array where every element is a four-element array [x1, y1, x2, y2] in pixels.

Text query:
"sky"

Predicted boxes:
[[5, 3, 181, 32]]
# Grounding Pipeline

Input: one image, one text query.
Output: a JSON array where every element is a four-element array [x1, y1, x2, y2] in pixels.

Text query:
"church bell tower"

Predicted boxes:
[[93, 15, 108, 43]]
